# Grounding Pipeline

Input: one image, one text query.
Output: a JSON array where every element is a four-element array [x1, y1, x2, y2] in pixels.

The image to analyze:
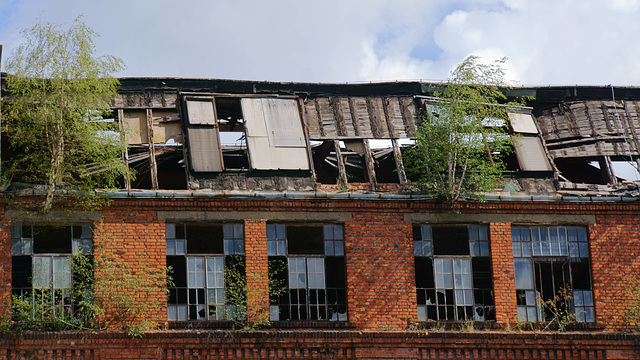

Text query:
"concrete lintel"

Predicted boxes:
[[404, 213, 596, 225], [5, 210, 102, 224], [157, 211, 353, 223]]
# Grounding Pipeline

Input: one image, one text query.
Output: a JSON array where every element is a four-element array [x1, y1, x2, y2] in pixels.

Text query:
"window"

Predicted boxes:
[[414, 225, 494, 321], [166, 223, 245, 321], [268, 224, 347, 321], [512, 226, 594, 323], [183, 96, 309, 173], [11, 224, 93, 319]]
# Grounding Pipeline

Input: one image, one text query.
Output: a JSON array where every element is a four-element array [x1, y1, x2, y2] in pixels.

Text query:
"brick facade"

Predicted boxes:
[[2, 196, 640, 357]]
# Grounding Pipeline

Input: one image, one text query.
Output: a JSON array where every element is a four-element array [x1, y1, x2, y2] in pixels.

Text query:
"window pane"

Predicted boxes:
[[53, 257, 71, 289], [166, 224, 176, 239], [33, 257, 51, 288], [12, 238, 21, 255], [176, 240, 186, 255], [166, 240, 175, 255], [514, 258, 534, 289], [267, 224, 276, 239], [307, 258, 325, 289], [334, 241, 344, 256]]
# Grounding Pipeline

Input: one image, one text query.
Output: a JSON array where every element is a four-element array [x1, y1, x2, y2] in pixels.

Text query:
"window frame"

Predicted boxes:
[[166, 223, 246, 322], [267, 223, 347, 322], [414, 224, 494, 322], [512, 225, 595, 323]]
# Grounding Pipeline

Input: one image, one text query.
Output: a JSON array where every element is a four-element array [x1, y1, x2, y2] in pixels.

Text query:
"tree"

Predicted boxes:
[[404, 56, 521, 205], [2, 17, 128, 212]]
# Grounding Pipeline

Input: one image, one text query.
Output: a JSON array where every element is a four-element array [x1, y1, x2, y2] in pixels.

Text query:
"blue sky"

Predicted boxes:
[[2, 0, 640, 85]]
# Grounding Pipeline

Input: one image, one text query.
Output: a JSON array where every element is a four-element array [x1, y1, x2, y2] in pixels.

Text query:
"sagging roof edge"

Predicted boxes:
[[4, 72, 640, 100]]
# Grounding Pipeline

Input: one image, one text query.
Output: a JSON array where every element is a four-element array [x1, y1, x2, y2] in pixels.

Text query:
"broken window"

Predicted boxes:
[[11, 224, 93, 319], [183, 96, 309, 173], [414, 225, 494, 321], [512, 226, 594, 323], [166, 223, 245, 321], [268, 224, 347, 321]]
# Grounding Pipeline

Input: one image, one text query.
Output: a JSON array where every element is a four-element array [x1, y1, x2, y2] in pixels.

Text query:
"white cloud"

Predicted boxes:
[[1, 0, 640, 86]]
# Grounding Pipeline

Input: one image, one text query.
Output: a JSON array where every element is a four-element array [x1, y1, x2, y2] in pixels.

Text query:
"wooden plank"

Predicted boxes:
[[334, 140, 348, 188], [330, 97, 348, 137], [362, 139, 377, 191], [305, 100, 321, 138], [146, 109, 159, 189], [366, 98, 386, 138], [339, 98, 356, 137], [355, 98, 373, 137], [298, 98, 317, 182], [317, 98, 337, 138], [399, 97, 417, 136], [347, 98, 361, 137], [391, 139, 407, 188], [117, 109, 131, 190]]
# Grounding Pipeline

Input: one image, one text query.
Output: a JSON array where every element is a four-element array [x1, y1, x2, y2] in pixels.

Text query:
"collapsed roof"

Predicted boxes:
[[3, 75, 640, 197]]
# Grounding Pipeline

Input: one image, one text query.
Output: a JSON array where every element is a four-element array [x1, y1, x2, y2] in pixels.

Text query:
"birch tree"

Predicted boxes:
[[404, 56, 521, 205], [2, 17, 128, 212]]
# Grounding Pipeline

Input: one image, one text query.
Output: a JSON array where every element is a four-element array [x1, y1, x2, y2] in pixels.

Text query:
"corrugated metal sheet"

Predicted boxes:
[[509, 113, 538, 134], [304, 96, 416, 139], [186, 100, 216, 125], [514, 136, 553, 171], [242, 98, 309, 170], [187, 128, 223, 172]]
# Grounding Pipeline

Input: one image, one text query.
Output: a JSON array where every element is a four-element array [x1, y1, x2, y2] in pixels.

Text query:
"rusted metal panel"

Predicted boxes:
[[514, 136, 553, 171], [186, 99, 216, 125], [187, 127, 224, 172], [242, 98, 309, 170]]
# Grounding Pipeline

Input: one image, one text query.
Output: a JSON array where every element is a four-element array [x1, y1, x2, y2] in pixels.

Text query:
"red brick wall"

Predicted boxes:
[[590, 211, 640, 330], [94, 207, 166, 327], [0, 331, 637, 360], [490, 222, 518, 325], [345, 211, 416, 330], [244, 219, 269, 322], [2, 197, 640, 333]]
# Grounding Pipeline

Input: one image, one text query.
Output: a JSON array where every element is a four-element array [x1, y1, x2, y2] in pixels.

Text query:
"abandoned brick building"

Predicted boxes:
[[1, 77, 640, 359]]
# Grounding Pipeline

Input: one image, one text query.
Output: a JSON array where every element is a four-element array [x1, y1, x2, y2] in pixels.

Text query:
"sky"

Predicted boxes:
[[2, 0, 640, 86]]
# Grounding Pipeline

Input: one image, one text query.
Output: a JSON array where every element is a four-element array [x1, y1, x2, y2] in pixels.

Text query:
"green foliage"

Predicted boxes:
[[9, 237, 163, 336], [92, 240, 164, 334], [2, 16, 128, 212], [540, 287, 577, 331], [623, 276, 640, 327], [224, 256, 287, 330], [404, 56, 522, 205], [11, 252, 95, 331]]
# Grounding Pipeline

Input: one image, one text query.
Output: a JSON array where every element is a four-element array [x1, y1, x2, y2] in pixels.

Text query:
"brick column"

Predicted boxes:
[[244, 220, 269, 322], [489, 222, 517, 326], [0, 210, 10, 322], [345, 212, 416, 330], [94, 208, 166, 327]]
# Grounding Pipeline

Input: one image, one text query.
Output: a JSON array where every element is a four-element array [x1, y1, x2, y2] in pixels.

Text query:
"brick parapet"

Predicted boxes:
[[0, 330, 638, 359]]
